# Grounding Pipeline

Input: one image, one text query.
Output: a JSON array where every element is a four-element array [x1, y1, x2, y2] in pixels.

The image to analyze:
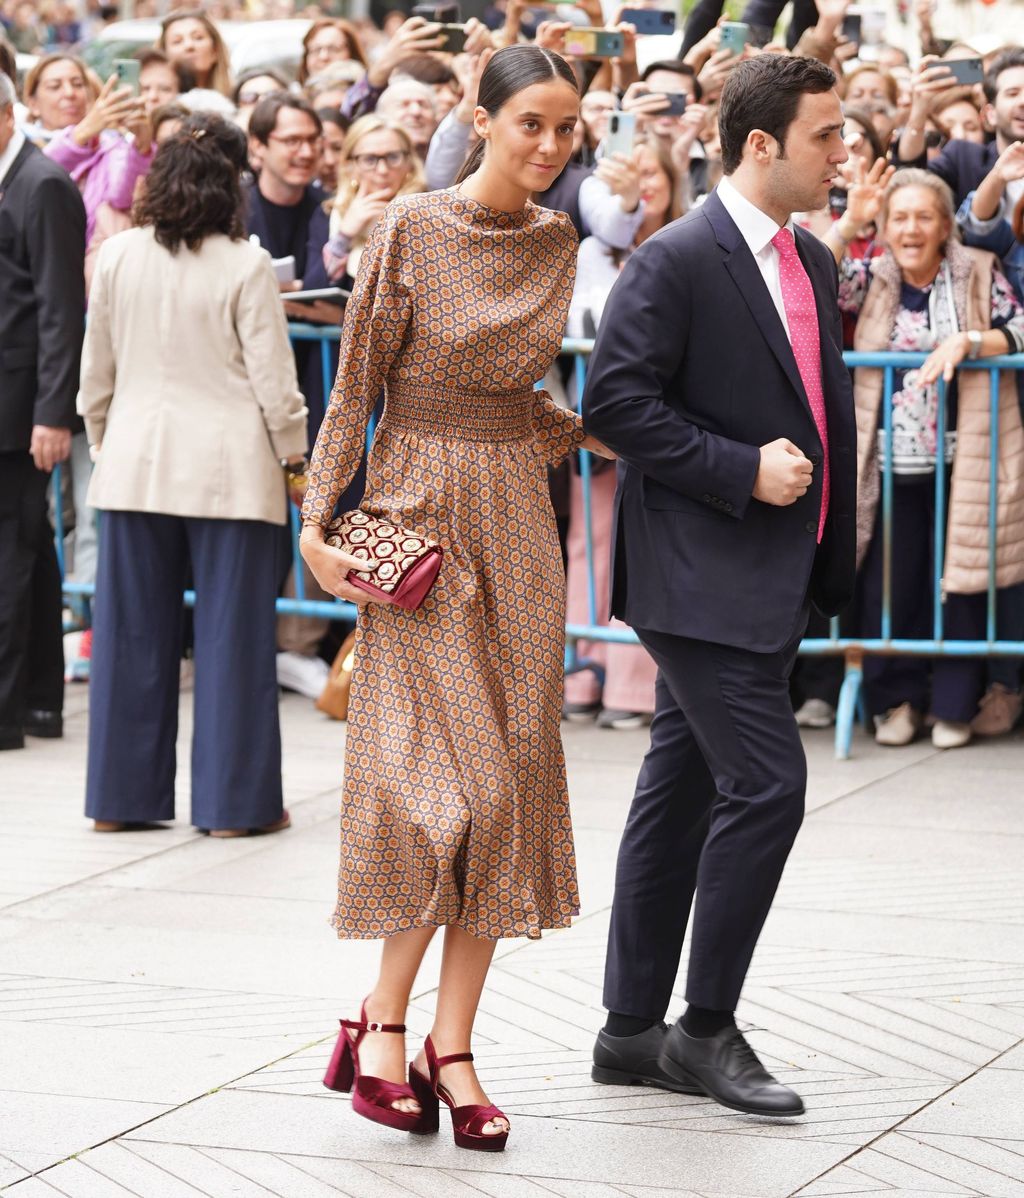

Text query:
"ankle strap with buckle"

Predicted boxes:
[[340, 1017, 406, 1034]]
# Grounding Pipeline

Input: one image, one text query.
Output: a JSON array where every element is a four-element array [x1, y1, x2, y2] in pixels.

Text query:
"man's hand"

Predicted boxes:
[[367, 16, 445, 88], [752, 438, 813, 506], [670, 101, 708, 172], [30, 425, 72, 473], [696, 49, 737, 101]]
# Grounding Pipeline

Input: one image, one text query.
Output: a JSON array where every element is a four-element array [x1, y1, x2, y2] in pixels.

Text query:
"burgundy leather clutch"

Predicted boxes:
[[324, 510, 442, 611]]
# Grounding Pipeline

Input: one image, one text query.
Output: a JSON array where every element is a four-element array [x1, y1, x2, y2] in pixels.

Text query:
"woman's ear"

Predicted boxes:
[[472, 104, 490, 145]]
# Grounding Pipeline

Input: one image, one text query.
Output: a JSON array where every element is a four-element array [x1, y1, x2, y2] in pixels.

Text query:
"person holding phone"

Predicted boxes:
[[584, 53, 856, 1116], [300, 44, 612, 1152]]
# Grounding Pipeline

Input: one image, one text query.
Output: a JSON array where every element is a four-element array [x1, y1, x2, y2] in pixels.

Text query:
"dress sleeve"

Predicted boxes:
[[302, 206, 413, 527], [532, 389, 585, 466], [837, 254, 871, 317]]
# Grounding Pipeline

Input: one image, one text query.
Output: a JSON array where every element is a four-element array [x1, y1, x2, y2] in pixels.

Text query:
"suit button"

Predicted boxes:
[[724, 503, 733, 513], [805, 520, 817, 534], [702, 493, 711, 503], [810, 454, 821, 466]]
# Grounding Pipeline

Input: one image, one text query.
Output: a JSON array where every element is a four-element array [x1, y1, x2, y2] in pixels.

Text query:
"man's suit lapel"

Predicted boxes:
[[0, 142, 34, 206], [702, 189, 811, 414]]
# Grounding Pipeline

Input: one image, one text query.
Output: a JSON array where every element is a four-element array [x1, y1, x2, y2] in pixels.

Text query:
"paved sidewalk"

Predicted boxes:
[[1, 682, 1023, 1198]]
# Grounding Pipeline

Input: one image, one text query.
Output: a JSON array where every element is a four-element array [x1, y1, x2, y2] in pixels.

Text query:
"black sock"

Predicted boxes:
[[605, 1012, 657, 1037], [680, 1005, 735, 1038]]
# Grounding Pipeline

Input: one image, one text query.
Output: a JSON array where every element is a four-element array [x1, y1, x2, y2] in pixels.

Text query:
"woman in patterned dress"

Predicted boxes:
[[300, 45, 613, 1150]]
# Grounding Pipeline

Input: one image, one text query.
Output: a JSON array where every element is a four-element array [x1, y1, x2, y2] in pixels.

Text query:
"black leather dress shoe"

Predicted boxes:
[[592, 1022, 702, 1094], [24, 710, 63, 739], [0, 726, 25, 751], [659, 1022, 804, 1116]]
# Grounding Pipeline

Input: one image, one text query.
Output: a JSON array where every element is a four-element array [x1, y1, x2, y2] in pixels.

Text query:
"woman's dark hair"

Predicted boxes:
[[719, 54, 836, 176], [317, 104, 349, 134], [135, 112, 246, 253], [454, 44, 578, 184], [0, 33, 16, 85], [841, 105, 885, 162]]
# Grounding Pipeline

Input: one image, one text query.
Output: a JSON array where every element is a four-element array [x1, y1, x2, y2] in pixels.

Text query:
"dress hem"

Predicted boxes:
[[329, 908, 580, 943]]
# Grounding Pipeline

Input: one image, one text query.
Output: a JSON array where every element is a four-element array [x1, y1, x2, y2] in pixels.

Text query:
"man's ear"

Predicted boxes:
[[747, 128, 775, 163]]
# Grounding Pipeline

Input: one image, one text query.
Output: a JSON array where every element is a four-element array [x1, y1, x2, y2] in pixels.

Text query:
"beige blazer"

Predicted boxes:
[[79, 227, 308, 526]]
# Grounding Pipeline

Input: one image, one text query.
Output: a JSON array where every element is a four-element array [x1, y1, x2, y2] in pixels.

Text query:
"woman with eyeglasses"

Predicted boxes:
[[298, 18, 368, 87], [322, 115, 425, 285]]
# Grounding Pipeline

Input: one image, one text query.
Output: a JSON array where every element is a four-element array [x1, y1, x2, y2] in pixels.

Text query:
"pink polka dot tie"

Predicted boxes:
[[771, 227, 829, 543]]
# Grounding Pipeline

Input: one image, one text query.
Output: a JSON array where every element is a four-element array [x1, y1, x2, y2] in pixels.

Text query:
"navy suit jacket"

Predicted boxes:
[[926, 139, 998, 209], [582, 188, 857, 653]]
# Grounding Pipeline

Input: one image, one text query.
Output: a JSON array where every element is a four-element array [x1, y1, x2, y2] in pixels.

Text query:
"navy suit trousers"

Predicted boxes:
[[85, 511, 285, 830], [603, 608, 809, 1017]]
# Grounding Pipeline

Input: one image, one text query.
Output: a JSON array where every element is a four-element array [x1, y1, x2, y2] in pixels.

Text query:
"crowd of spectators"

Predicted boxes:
[[2, 0, 1024, 775]]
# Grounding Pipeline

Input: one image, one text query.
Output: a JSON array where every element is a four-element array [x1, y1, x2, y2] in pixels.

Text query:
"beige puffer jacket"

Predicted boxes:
[[852, 242, 1024, 595]]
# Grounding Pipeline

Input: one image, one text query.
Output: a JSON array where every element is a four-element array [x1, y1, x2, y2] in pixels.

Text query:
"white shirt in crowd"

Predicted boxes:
[[715, 175, 795, 342], [0, 128, 26, 190]]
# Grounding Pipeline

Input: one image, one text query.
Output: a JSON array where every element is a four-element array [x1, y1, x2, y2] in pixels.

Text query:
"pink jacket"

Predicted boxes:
[[45, 127, 154, 245]]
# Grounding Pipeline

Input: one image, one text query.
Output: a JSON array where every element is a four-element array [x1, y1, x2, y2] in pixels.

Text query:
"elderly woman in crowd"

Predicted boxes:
[[828, 167, 1024, 749], [322, 113, 425, 285], [158, 9, 233, 97], [564, 140, 683, 729], [79, 113, 307, 835]]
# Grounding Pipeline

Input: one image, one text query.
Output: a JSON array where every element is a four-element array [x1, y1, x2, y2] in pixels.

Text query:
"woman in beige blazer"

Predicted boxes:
[[79, 113, 311, 836]]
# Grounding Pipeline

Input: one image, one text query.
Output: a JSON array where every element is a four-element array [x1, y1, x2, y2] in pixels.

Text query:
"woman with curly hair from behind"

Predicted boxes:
[[78, 113, 311, 837]]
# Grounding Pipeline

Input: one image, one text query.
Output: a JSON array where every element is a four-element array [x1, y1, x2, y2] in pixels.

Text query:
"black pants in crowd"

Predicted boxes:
[[603, 606, 809, 1019], [0, 452, 64, 731], [85, 510, 285, 830], [860, 476, 1022, 723], [680, 0, 818, 56]]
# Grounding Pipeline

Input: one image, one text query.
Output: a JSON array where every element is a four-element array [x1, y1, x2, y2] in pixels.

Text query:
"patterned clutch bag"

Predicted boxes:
[[324, 510, 443, 611]]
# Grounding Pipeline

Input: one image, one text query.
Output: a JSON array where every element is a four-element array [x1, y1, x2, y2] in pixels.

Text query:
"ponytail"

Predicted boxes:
[[454, 139, 485, 185]]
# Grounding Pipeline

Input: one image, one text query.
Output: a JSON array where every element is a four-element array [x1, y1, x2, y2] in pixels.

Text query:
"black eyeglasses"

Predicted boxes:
[[351, 150, 409, 171]]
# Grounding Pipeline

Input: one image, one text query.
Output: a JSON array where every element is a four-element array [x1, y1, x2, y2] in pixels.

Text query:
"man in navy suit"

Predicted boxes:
[[583, 54, 856, 1117]]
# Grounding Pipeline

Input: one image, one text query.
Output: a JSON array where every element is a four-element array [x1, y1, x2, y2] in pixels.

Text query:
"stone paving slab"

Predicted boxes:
[[1, 691, 1022, 1196]]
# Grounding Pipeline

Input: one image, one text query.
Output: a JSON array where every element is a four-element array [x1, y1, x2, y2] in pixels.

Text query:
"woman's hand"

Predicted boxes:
[[73, 74, 140, 146], [582, 434, 616, 460], [300, 530, 381, 607], [839, 155, 895, 234], [338, 188, 394, 240], [919, 332, 969, 386], [595, 151, 642, 213]]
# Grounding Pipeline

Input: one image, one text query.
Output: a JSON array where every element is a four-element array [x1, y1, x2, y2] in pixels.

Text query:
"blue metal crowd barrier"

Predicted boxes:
[[57, 324, 1024, 760]]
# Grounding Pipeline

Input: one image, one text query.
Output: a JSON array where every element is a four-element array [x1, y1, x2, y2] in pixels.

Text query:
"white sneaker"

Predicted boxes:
[[276, 651, 329, 699], [874, 702, 923, 746], [795, 698, 836, 728], [931, 719, 972, 750]]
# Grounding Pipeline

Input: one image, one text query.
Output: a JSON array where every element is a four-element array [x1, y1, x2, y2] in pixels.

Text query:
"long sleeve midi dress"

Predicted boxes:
[[302, 187, 586, 941]]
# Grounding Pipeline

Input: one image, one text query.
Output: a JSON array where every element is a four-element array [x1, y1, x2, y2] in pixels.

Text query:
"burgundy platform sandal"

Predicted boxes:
[[323, 1002, 427, 1133], [408, 1035, 509, 1152]]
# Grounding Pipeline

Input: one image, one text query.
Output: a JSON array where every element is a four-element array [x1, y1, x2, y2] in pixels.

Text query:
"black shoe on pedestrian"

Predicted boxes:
[[592, 1022, 702, 1094], [0, 726, 25, 751], [24, 710, 63, 739], [659, 1022, 804, 1116]]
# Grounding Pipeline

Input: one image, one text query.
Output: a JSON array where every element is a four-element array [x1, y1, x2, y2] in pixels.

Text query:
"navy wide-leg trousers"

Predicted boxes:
[[85, 511, 285, 830]]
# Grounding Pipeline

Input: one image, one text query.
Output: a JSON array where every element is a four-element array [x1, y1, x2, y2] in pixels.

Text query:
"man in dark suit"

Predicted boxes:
[[583, 54, 856, 1116], [0, 73, 86, 751]]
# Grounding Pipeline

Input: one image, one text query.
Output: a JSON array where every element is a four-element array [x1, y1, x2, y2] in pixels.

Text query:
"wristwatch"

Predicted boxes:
[[966, 330, 983, 360]]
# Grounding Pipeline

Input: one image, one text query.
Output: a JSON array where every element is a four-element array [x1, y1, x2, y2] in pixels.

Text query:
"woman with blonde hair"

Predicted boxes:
[[158, 10, 233, 98], [322, 114, 425, 285]]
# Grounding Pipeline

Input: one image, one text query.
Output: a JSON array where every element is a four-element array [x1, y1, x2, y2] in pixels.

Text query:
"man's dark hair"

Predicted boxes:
[[136, 113, 247, 253], [719, 54, 836, 175], [248, 93, 322, 146], [134, 46, 195, 93], [983, 47, 1024, 105], [396, 54, 456, 87], [233, 67, 289, 106], [640, 59, 702, 102]]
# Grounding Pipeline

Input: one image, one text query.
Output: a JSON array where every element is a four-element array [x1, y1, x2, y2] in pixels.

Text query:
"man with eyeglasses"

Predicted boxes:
[[245, 93, 343, 702]]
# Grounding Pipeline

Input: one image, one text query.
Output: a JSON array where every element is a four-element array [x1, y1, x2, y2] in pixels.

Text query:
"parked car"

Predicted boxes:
[[80, 18, 312, 84]]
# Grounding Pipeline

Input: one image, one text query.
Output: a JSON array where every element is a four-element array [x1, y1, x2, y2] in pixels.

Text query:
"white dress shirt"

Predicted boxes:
[[0, 128, 27, 190], [715, 176, 795, 341]]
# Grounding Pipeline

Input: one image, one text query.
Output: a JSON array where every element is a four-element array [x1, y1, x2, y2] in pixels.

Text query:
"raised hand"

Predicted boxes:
[[73, 75, 140, 147], [595, 150, 642, 213], [841, 156, 896, 230], [993, 140, 1024, 184]]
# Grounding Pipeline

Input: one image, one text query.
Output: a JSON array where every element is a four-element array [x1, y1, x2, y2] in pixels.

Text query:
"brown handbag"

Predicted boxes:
[[316, 630, 358, 721], [323, 510, 443, 611]]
